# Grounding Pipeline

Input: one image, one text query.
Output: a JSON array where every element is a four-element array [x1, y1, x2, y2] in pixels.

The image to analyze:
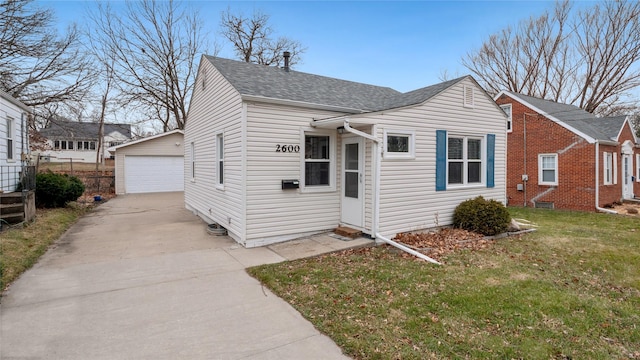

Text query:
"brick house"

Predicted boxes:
[[495, 91, 639, 211]]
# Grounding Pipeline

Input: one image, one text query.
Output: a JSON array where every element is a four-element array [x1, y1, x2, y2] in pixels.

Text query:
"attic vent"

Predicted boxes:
[[463, 85, 474, 108], [534, 201, 554, 209]]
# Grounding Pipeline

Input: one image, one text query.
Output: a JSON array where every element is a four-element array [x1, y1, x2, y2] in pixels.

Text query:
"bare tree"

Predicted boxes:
[[463, 0, 640, 116], [89, 0, 206, 131], [0, 0, 95, 125], [220, 8, 305, 67]]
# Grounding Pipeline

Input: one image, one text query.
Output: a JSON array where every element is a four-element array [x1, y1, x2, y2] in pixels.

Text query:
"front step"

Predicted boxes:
[[334, 226, 362, 239]]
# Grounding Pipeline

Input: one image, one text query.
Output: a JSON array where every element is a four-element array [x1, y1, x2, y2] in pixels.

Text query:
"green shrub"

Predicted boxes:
[[453, 196, 511, 236], [35, 172, 86, 208]]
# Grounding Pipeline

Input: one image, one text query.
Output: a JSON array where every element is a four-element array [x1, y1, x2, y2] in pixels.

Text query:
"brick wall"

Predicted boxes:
[[496, 94, 615, 211]]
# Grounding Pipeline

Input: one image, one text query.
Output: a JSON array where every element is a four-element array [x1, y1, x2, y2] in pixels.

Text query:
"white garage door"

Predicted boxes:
[[124, 156, 184, 193]]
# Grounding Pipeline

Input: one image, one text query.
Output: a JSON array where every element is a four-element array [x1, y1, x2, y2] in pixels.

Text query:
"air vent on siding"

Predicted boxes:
[[463, 85, 474, 108]]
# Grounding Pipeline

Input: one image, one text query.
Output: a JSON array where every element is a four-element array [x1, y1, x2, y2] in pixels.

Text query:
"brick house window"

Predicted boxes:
[[604, 152, 613, 185], [500, 104, 512, 133], [538, 154, 558, 186]]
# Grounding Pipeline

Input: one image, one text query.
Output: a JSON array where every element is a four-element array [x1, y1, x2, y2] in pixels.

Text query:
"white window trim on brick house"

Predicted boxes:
[[604, 152, 613, 185], [538, 153, 558, 186], [499, 104, 512, 133]]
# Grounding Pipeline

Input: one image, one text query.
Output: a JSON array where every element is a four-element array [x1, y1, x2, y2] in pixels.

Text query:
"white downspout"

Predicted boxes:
[[343, 120, 442, 265], [595, 140, 617, 214]]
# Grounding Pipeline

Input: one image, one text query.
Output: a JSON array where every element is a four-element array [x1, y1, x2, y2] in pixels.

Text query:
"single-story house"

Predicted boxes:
[[185, 55, 507, 248], [38, 120, 132, 163], [108, 130, 184, 194], [1, 90, 31, 193], [495, 91, 640, 211]]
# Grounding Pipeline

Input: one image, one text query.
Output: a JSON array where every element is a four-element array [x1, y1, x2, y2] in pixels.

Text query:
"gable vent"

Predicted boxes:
[[463, 85, 474, 108]]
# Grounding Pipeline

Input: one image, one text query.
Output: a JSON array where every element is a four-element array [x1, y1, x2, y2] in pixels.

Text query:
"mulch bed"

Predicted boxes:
[[393, 228, 493, 261]]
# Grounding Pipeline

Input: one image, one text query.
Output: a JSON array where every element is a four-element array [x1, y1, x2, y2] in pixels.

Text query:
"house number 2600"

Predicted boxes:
[[276, 144, 300, 153]]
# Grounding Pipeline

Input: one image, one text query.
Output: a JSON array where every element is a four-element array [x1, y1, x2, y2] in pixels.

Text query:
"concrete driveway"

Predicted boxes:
[[0, 192, 349, 359]]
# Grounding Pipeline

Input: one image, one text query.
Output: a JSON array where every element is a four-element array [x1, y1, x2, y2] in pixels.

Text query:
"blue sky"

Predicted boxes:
[[42, 1, 590, 93]]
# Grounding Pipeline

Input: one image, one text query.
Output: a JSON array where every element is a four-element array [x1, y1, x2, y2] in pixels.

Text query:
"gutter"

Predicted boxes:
[[595, 140, 617, 214], [341, 119, 442, 265]]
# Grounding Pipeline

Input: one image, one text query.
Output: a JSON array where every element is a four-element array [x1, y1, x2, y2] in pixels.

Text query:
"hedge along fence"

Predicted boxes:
[[39, 170, 115, 196]]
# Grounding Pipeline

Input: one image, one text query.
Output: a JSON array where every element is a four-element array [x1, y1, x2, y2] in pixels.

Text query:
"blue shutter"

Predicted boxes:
[[436, 130, 447, 191], [487, 134, 495, 188]]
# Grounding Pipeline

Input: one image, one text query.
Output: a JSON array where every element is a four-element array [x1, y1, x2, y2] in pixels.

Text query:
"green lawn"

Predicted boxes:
[[248, 208, 640, 359], [1, 207, 84, 292]]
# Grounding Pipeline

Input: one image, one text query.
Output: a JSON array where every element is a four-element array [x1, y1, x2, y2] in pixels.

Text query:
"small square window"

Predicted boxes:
[[384, 130, 415, 159]]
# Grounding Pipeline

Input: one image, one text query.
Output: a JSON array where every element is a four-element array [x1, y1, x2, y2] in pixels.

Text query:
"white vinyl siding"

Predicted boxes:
[[538, 154, 558, 186], [245, 103, 343, 245], [184, 58, 245, 242], [371, 77, 506, 239], [1, 94, 28, 192]]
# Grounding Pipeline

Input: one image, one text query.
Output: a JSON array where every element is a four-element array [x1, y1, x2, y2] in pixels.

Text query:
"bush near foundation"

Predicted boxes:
[[35, 171, 86, 208], [453, 196, 511, 236]]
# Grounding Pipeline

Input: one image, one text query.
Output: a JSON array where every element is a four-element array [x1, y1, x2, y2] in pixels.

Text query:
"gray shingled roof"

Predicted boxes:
[[505, 91, 627, 142], [39, 121, 132, 140], [205, 56, 468, 113]]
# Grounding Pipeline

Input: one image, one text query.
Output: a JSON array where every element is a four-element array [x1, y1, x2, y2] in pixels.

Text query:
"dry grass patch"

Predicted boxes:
[[1, 207, 85, 292]]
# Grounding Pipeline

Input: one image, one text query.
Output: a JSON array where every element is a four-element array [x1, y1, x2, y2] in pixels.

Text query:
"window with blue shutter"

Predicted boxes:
[[436, 130, 447, 191], [487, 134, 495, 188]]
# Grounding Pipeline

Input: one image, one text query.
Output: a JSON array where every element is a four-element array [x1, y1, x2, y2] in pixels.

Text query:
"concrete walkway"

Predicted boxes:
[[1, 192, 370, 359]]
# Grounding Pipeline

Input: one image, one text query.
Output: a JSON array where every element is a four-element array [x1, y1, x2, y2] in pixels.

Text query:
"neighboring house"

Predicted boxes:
[[495, 91, 640, 211], [38, 120, 132, 163], [108, 130, 184, 194], [185, 55, 507, 248], [1, 90, 31, 193]]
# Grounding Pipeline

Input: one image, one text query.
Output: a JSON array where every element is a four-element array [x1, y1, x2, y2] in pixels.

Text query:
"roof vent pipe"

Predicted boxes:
[[283, 51, 290, 72]]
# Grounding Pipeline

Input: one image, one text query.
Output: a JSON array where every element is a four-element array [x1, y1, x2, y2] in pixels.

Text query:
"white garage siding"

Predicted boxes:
[[124, 156, 184, 193], [112, 130, 184, 195]]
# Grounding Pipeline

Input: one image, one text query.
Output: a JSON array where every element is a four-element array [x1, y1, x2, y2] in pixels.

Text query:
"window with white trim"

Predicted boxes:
[[6, 117, 14, 160], [384, 129, 415, 159], [538, 154, 558, 185], [604, 152, 613, 185], [613, 152, 618, 185], [447, 135, 483, 185], [500, 104, 512, 132], [636, 154, 640, 182], [216, 133, 224, 188], [305, 134, 330, 186], [190, 142, 195, 181]]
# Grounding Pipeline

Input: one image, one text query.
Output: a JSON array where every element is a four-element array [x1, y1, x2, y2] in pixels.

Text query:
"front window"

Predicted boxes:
[[447, 136, 483, 185], [305, 135, 330, 186], [216, 133, 224, 187], [539, 154, 558, 185], [384, 129, 415, 159]]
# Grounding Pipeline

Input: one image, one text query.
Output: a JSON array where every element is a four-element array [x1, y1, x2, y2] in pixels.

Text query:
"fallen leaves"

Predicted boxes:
[[393, 228, 493, 262]]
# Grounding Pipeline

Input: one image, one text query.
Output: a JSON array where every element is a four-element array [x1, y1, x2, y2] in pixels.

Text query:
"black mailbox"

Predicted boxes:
[[282, 179, 299, 189]]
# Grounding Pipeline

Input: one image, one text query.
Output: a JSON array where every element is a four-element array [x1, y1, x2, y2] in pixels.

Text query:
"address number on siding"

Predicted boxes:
[[276, 144, 300, 153]]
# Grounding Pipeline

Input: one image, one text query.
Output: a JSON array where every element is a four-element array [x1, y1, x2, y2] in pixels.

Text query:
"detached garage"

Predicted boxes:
[[108, 130, 184, 194]]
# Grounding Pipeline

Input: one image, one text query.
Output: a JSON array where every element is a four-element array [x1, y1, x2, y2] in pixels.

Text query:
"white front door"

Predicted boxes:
[[341, 137, 364, 227], [623, 154, 633, 199]]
